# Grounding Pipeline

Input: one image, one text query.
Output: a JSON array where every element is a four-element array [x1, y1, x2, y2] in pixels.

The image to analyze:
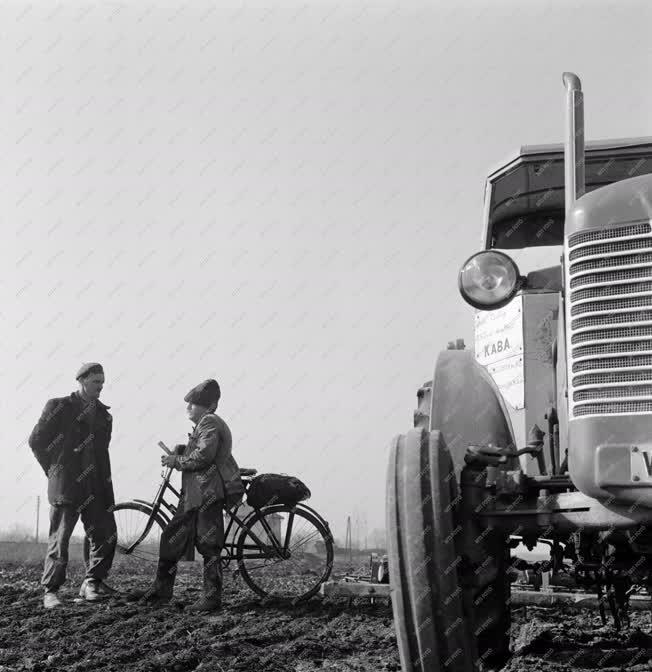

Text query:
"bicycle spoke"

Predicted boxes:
[[113, 504, 163, 568], [284, 511, 295, 550], [288, 528, 322, 552], [237, 506, 333, 601]]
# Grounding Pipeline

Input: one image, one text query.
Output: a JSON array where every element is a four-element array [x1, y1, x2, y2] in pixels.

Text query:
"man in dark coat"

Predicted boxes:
[[130, 378, 243, 612], [28, 362, 117, 609]]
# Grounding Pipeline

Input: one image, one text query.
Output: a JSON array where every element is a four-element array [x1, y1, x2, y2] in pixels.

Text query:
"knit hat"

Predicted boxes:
[[184, 379, 220, 407]]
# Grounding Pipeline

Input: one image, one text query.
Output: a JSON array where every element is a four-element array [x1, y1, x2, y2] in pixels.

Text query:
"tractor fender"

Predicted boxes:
[[430, 349, 517, 477]]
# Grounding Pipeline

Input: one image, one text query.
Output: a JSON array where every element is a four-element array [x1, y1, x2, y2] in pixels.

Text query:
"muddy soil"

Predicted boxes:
[[507, 606, 652, 672], [0, 558, 398, 672], [1, 558, 652, 671]]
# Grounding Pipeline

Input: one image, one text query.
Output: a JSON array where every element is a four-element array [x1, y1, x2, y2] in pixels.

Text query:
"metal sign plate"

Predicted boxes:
[[596, 444, 652, 487], [474, 296, 524, 366], [631, 446, 652, 483], [485, 354, 524, 410], [475, 296, 525, 410]]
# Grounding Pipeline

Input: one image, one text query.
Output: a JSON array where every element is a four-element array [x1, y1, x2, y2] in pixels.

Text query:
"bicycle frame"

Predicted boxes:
[[223, 501, 294, 561], [119, 466, 314, 564], [118, 467, 180, 554]]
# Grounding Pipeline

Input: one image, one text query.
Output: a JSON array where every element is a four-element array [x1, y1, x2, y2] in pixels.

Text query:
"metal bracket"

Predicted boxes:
[[466, 424, 546, 470]]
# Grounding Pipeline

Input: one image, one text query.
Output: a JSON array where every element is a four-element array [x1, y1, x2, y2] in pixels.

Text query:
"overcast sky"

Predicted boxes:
[[2, 0, 652, 545]]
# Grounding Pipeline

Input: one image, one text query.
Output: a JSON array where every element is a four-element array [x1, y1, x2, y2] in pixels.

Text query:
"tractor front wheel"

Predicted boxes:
[[387, 428, 511, 672]]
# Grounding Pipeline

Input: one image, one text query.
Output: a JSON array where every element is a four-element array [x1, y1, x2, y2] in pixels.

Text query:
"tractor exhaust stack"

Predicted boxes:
[[563, 72, 585, 216]]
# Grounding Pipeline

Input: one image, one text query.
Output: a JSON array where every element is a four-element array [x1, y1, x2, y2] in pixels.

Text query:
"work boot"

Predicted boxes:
[[187, 556, 222, 612], [79, 579, 113, 602], [126, 585, 172, 605], [78, 579, 104, 602], [43, 590, 62, 609], [128, 560, 176, 605]]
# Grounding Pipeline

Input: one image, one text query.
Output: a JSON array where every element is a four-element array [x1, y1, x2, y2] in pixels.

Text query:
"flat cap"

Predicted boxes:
[[76, 362, 104, 381], [184, 379, 221, 408]]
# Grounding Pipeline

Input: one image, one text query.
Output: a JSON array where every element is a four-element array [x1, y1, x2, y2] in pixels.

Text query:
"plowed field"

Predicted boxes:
[[2, 557, 652, 671]]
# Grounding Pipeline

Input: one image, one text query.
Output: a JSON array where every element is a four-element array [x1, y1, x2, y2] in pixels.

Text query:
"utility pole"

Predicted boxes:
[[345, 516, 352, 568], [35, 495, 40, 543]]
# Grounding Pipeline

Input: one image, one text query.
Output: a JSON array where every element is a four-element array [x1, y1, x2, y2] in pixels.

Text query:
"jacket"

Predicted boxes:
[[174, 413, 242, 512], [28, 393, 115, 508]]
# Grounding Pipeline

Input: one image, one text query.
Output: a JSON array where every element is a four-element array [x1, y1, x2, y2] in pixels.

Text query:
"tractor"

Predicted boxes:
[[386, 72, 652, 672]]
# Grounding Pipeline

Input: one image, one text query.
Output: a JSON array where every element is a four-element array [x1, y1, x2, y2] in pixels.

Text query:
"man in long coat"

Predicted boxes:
[[28, 362, 117, 608]]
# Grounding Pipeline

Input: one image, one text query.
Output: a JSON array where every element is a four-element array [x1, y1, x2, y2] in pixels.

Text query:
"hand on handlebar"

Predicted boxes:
[[158, 441, 185, 470], [161, 454, 177, 468]]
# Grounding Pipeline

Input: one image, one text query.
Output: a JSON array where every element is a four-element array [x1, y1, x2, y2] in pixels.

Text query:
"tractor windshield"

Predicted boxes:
[[490, 210, 565, 249], [485, 140, 652, 251]]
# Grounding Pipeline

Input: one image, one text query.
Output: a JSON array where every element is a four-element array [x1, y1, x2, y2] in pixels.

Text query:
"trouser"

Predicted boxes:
[[154, 501, 224, 597], [41, 500, 117, 592]]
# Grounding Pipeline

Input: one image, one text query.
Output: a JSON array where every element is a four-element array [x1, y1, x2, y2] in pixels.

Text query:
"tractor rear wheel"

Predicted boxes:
[[387, 428, 511, 672]]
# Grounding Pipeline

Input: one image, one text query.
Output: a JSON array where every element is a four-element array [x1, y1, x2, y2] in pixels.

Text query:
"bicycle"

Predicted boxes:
[[103, 450, 335, 603]]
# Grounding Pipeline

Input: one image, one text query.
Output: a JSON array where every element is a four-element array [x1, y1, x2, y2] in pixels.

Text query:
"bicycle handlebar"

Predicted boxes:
[[158, 441, 172, 455]]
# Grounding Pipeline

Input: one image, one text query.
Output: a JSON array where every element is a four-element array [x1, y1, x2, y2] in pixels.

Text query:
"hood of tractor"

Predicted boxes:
[[565, 172, 652, 509]]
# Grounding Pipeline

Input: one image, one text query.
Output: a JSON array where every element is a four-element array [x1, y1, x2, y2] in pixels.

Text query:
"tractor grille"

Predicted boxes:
[[569, 251, 652, 275], [574, 385, 652, 402], [574, 401, 652, 417], [574, 340, 652, 358], [568, 221, 652, 418], [570, 294, 652, 316], [569, 237, 652, 262], [571, 280, 652, 303], [568, 223, 651, 247], [570, 265, 652, 289], [571, 325, 652, 345], [572, 309, 652, 331], [573, 354, 652, 373], [574, 370, 652, 387]]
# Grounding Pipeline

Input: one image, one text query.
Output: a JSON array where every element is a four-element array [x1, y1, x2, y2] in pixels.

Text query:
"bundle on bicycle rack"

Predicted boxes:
[[246, 473, 311, 509]]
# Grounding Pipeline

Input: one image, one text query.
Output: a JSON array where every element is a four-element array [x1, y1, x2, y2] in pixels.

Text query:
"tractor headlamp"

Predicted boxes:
[[458, 250, 522, 310]]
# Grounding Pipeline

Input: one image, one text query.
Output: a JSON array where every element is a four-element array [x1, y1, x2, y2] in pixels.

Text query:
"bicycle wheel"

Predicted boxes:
[[112, 502, 166, 569], [236, 504, 333, 602]]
